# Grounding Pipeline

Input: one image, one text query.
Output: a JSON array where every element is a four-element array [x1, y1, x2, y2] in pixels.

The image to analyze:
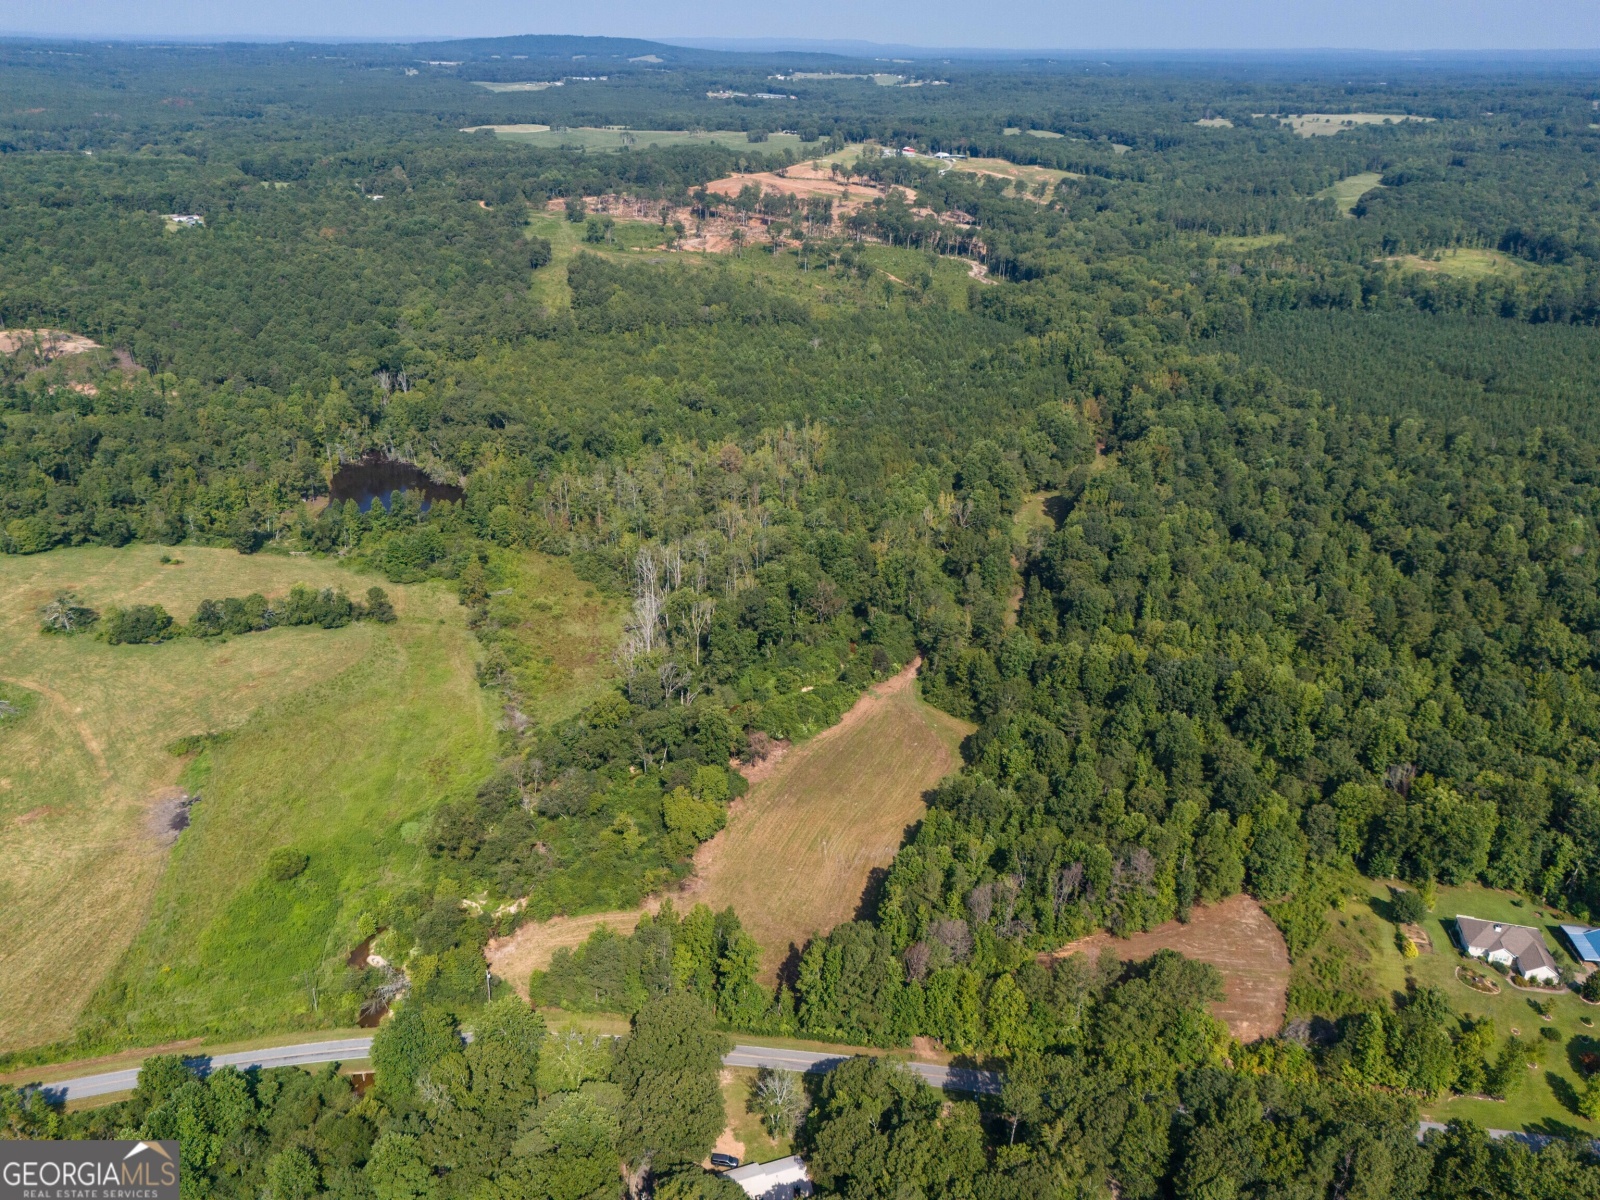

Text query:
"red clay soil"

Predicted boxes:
[[1044, 893, 1290, 1043]]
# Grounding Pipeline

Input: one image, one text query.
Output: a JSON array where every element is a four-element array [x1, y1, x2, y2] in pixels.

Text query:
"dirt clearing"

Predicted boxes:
[[1045, 893, 1290, 1042], [487, 903, 659, 993]]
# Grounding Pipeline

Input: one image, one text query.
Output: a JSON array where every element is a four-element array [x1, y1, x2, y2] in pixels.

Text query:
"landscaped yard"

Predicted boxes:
[[1353, 878, 1598, 1134]]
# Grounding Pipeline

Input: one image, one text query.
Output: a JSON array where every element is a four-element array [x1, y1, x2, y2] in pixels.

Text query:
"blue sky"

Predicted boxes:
[[5, 0, 1597, 50]]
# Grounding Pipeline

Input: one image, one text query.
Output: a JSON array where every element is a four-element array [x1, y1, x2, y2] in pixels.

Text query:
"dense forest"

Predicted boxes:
[[7, 32, 1600, 1197]]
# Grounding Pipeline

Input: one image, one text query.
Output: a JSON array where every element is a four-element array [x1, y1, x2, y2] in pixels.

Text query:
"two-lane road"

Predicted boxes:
[[32, 1036, 999, 1104]]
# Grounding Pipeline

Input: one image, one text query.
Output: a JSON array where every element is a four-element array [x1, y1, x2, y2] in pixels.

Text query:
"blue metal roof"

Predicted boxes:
[[1560, 924, 1600, 963]]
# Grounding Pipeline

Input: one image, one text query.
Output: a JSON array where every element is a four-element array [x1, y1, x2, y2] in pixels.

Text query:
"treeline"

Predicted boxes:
[[70, 585, 395, 645]]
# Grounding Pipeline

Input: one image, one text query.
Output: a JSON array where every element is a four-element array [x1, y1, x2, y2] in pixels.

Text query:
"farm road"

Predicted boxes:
[[33, 1036, 999, 1102]]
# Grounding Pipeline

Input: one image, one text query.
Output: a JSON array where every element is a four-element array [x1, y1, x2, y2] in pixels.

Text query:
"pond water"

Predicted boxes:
[[329, 455, 464, 513]]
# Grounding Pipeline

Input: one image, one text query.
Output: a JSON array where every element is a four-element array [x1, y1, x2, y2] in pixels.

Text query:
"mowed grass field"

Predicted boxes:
[[1319, 171, 1385, 215], [0, 546, 470, 1050], [694, 661, 971, 979], [490, 661, 972, 987]]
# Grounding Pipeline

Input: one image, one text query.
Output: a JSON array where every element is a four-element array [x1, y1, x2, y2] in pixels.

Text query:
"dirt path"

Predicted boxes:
[[0, 675, 111, 780], [1044, 893, 1290, 1042], [488, 659, 972, 991]]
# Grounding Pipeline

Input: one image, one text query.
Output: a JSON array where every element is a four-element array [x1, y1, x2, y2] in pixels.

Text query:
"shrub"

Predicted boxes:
[[38, 592, 99, 635], [1584, 972, 1600, 1003], [102, 604, 174, 645], [1390, 888, 1428, 926], [265, 848, 309, 881], [361, 586, 396, 623]]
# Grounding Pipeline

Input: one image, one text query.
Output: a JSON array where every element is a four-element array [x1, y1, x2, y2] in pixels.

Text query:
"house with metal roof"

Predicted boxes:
[[1453, 916, 1560, 984], [724, 1155, 812, 1199], [1560, 924, 1600, 966]]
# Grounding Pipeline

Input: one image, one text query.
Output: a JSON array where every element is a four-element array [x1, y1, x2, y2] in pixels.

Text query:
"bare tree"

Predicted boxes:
[[630, 547, 665, 653], [754, 1068, 806, 1138], [686, 599, 716, 667]]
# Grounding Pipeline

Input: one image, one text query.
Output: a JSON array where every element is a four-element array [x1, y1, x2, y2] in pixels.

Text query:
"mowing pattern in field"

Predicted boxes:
[[695, 660, 970, 979], [1047, 894, 1291, 1042], [490, 660, 972, 988], [0, 547, 405, 1049]]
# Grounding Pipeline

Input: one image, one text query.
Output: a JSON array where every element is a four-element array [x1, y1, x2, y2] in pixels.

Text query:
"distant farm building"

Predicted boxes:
[[1453, 916, 1560, 983], [165, 213, 204, 226]]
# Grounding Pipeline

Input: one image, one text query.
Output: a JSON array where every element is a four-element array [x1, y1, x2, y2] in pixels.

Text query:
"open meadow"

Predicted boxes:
[[1318, 171, 1385, 215], [0, 543, 620, 1054], [477, 126, 806, 153], [0, 546, 460, 1049], [1279, 112, 1435, 136]]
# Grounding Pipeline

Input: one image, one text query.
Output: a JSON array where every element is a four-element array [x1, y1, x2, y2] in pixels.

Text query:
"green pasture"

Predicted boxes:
[[1318, 171, 1385, 216]]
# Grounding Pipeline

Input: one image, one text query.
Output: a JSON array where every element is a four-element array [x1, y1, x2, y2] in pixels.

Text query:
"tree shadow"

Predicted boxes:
[[1565, 1034, 1600, 1077], [1546, 1072, 1584, 1119], [775, 942, 805, 992], [1041, 494, 1072, 528], [855, 866, 889, 923]]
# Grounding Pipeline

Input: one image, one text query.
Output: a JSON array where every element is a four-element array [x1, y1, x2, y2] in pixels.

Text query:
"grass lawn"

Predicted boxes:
[[1352, 877, 1598, 1134], [1318, 171, 1385, 215], [719, 1066, 798, 1165]]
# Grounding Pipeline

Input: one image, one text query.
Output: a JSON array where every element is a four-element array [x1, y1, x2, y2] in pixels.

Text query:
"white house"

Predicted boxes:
[[724, 1155, 812, 1200], [1454, 916, 1560, 984], [165, 214, 204, 227]]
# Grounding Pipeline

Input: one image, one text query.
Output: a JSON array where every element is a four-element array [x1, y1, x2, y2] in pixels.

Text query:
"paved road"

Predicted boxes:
[[33, 1036, 1000, 1104]]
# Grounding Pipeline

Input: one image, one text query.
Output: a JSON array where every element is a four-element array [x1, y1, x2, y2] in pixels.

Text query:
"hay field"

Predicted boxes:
[[1047, 894, 1291, 1042], [693, 661, 970, 978], [0, 546, 476, 1050], [490, 661, 972, 988]]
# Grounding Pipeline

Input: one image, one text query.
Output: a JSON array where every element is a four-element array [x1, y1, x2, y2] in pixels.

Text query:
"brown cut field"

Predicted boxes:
[[1046, 893, 1290, 1042], [693, 659, 971, 978], [488, 659, 972, 989]]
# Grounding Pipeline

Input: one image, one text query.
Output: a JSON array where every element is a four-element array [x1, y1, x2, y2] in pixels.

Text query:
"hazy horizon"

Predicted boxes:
[[4, 0, 1596, 52]]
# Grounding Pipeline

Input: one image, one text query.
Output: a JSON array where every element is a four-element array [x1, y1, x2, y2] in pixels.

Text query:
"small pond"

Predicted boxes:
[[329, 454, 463, 513]]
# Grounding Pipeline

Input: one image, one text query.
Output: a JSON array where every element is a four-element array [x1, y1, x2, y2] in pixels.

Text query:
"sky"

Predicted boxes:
[[3, 0, 1597, 51]]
